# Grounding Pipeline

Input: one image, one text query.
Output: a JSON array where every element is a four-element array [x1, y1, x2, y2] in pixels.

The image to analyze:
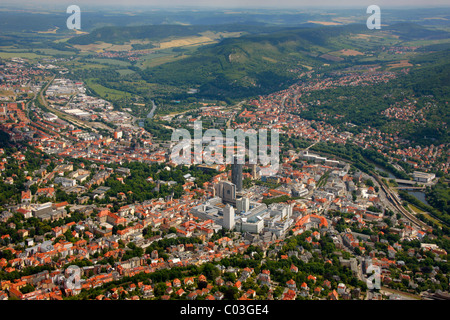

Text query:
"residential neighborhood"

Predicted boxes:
[[0, 53, 448, 302]]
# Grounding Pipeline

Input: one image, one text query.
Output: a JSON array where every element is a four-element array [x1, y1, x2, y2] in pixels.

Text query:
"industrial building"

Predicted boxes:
[[413, 171, 435, 183]]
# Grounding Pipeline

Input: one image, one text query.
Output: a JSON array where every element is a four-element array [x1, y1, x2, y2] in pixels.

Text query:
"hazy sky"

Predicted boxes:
[[4, 0, 450, 8]]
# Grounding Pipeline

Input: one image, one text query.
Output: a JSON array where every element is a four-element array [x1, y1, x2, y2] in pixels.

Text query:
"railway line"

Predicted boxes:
[[292, 145, 430, 231], [375, 176, 430, 231]]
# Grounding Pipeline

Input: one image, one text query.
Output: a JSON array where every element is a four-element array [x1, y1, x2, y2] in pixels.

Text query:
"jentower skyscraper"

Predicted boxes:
[[231, 155, 243, 192]]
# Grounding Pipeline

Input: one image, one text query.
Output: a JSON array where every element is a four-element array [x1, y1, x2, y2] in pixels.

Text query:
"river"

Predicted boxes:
[[373, 164, 396, 179], [373, 164, 430, 206], [398, 187, 430, 206], [147, 100, 157, 119]]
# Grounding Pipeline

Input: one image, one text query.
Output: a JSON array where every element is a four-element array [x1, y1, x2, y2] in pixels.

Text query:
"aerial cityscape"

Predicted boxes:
[[0, 0, 448, 308]]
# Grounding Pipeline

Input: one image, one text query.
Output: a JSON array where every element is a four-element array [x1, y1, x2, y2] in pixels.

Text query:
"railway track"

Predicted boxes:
[[289, 143, 431, 232], [375, 176, 429, 231]]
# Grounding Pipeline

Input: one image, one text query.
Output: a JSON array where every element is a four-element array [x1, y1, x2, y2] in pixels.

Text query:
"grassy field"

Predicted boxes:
[[73, 42, 114, 53], [116, 69, 136, 76], [63, 60, 109, 70], [408, 203, 443, 227], [34, 48, 78, 56], [140, 54, 189, 68], [86, 58, 131, 67], [85, 78, 131, 100], [136, 47, 193, 69], [400, 38, 450, 47], [0, 51, 48, 59]]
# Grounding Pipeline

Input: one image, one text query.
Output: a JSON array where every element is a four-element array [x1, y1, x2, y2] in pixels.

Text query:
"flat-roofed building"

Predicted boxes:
[[236, 197, 250, 214], [413, 171, 435, 183], [223, 204, 235, 230], [215, 181, 236, 204]]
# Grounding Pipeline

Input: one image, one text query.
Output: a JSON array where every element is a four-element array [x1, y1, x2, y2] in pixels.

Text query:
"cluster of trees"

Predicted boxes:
[[143, 119, 173, 141], [144, 236, 203, 261], [262, 195, 300, 206], [426, 179, 450, 216], [98, 161, 217, 205], [0, 146, 47, 206], [301, 139, 410, 180], [0, 265, 54, 282], [399, 190, 450, 235], [359, 148, 410, 180], [387, 239, 449, 293], [308, 141, 378, 176], [0, 210, 87, 248]]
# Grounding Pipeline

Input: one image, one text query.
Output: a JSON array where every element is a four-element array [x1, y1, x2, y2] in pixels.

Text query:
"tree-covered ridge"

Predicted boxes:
[[137, 24, 366, 100], [67, 24, 283, 45], [133, 23, 447, 101]]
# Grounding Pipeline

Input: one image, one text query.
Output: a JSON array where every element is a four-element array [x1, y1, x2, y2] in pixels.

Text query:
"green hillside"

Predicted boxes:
[[64, 22, 449, 111], [139, 24, 367, 100], [67, 24, 284, 45]]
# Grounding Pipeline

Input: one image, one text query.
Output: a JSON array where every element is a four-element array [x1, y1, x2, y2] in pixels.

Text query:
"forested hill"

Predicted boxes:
[[138, 24, 368, 100], [67, 24, 284, 45], [137, 23, 448, 100], [405, 49, 450, 100]]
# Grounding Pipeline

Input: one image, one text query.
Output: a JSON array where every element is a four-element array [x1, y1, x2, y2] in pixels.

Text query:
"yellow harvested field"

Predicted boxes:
[[331, 17, 359, 24], [158, 36, 215, 49], [423, 17, 448, 20], [0, 90, 15, 98], [387, 60, 413, 69], [262, 56, 278, 63], [71, 33, 240, 53], [337, 49, 364, 56], [38, 27, 59, 34], [73, 42, 113, 52], [73, 39, 152, 52], [352, 33, 371, 39], [307, 21, 342, 26]]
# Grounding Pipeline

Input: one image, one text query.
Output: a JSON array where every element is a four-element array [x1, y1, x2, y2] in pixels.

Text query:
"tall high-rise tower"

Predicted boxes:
[[223, 204, 235, 230], [215, 180, 236, 204], [231, 156, 243, 192], [236, 197, 250, 213]]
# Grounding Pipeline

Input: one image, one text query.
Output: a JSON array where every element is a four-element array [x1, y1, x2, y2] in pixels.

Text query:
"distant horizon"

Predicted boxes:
[[1, 0, 450, 10]]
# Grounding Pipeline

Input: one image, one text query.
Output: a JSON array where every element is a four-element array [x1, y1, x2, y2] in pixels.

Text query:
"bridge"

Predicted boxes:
[[394, 179, 416, 185], [394, 186, 426, 190]]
